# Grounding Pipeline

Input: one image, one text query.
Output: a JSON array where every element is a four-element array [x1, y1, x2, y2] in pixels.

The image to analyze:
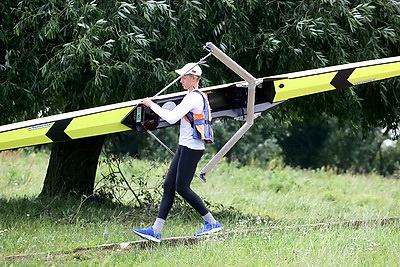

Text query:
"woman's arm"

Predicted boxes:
[[143, 93, 199, 124]]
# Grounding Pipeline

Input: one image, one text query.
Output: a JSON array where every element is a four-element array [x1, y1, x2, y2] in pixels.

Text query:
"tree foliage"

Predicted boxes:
[[243, 0, 400, 134], [1, 0, 179, 122], [2, 0, 399, 126]]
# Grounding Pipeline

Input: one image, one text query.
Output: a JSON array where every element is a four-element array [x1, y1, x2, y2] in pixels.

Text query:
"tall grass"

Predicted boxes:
[[0, 150, 48, 197], [195, 161, 400, 224], [0, 149, 399, 266]]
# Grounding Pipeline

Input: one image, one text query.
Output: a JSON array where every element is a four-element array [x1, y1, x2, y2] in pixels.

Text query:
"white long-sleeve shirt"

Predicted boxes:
[[150, 90, 205, 150]]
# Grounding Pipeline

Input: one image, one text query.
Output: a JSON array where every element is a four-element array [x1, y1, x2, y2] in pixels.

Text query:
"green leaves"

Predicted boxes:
[[1, 0, 180, 119], [246, 0, 399, 133], [0, 0, 399, 132]]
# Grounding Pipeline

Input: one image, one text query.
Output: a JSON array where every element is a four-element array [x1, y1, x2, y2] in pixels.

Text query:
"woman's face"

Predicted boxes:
[[180, 75, 199, 91]]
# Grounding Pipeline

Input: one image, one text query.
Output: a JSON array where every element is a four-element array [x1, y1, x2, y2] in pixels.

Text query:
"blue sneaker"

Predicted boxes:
[[132, 226, 161, 243], [194, 221, 223, 236]]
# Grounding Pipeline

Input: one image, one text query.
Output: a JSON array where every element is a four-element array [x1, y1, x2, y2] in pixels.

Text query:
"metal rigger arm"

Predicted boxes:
[[199, 42, 262, 180]]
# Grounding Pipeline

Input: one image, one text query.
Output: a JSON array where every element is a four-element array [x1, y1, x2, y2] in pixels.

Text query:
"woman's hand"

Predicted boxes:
[[141, 98, 154, 107]]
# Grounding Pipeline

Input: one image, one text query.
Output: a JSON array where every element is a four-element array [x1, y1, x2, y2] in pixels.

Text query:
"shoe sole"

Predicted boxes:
[[194, 226, 223, 236], [132, 230, 161, 243]]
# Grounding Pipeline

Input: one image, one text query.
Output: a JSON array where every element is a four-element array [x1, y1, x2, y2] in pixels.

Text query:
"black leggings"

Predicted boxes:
[[157, 145, 208, 220]]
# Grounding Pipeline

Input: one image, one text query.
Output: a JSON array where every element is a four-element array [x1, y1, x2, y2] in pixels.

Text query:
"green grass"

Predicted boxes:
[[195, 162, 400, 223], [1, 149, 399, 266]]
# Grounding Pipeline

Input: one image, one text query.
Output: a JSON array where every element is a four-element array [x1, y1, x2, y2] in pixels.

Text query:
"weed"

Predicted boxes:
[[96, 153, 164, 209]]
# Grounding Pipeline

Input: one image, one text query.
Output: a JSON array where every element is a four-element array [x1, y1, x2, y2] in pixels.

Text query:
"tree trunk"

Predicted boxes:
[[39, 135, 106, 197]]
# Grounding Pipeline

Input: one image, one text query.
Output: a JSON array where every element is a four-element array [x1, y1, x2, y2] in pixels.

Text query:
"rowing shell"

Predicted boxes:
[[0, 56, 399, 151]]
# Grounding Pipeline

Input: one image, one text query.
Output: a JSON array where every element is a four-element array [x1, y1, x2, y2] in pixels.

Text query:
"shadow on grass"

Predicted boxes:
[[0, 195, 272, 229]]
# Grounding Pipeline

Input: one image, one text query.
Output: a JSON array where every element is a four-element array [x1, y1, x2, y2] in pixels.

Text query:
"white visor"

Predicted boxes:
[[175, 63, 202, 76]]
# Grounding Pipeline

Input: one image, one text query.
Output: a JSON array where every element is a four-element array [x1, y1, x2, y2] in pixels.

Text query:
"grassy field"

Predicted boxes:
[[0, 149, 399, 266]]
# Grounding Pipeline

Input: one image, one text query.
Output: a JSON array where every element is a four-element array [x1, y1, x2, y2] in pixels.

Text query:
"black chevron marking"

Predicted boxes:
[[45, 118, 73, 142], [330, 68, 355, 89]]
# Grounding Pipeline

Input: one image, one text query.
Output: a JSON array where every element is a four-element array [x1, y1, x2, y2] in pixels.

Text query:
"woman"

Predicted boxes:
[[132, 63, 222, 242]]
